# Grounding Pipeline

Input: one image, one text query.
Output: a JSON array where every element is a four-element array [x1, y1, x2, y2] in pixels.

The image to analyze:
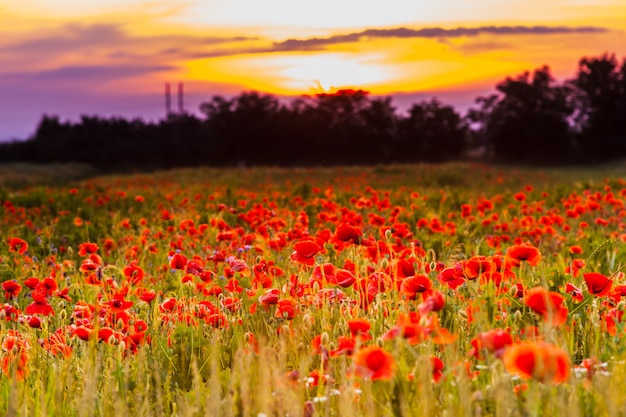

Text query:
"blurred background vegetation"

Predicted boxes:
[[1, 53, 625, 171]]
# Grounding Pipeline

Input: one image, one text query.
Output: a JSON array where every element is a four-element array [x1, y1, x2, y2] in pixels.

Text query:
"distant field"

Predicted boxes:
[[2, 162, 626, 416], [0, 162, 99, 188], [2, 161, 626, 190]]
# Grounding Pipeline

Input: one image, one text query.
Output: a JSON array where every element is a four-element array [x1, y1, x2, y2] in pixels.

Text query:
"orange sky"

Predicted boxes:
[[1, 0, 625, 140]]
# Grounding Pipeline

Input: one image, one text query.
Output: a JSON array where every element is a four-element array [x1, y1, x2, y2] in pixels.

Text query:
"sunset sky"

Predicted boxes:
[[1, 0, 625, 141]]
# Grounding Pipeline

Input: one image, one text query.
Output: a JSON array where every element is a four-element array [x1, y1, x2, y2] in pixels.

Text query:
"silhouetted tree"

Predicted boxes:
[[357, 96, 398, 163], [309, 89, 371, 164], [200, 91, 283, 165], [290, 89, 397, 165], [571, 53, 626, 161], [398, 98, 468, 162], [9, 52, 626, 169], [470, 66, 574, 164]]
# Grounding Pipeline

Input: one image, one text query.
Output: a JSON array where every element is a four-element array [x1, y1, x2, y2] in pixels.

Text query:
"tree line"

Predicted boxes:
[[1, 53, 625, 170]]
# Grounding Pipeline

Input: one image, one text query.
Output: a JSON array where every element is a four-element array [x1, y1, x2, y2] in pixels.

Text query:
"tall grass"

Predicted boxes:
[[1, 162, 626, 416]]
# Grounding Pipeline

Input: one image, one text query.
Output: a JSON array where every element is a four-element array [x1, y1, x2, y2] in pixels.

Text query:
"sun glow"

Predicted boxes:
[[185, 53, 397, 95], [268, 53, 395, 93]]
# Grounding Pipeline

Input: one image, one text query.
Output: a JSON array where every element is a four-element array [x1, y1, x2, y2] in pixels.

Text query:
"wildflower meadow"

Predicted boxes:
[[1, 163, 626, 416]]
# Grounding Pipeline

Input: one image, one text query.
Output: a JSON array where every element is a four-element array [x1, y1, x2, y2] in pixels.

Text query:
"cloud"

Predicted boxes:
[[177, 24, 610, 59], [272, 25, 609, 52], [1, 23, 125, 53], [450, 40, 513, 55], [0, 21, 610, 64], [0, 22, 258, 62], [5, 64, 178, 82], [184, 24, 610, 58]]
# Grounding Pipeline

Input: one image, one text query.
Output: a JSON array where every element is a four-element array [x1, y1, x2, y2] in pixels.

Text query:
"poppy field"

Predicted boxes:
[[2, 163, 626, 416]]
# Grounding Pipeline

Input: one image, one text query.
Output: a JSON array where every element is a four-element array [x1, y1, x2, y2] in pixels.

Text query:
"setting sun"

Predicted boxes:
[[263, 53, 395, 93]]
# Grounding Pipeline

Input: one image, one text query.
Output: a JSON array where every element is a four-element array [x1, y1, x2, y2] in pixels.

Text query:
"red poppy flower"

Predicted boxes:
[[137, 288, 156, 303], [565, 283, 584, 302], [220, 297, 241, 312], [524, 287, 568, 325], [100, 238, 116, 254], [26, 315, 41, 328], [431, 326, 458, 345], [335, 268, 357, 288], [463, 256, 496, 279], [330, 336, 357, 357], [275, 298, 297, 319], [470, 328, 513, 359], [168, 253, 188, 270], [347, 318, 371, 336], [400, 275, 432, 300], [503, 341, 570, 383], [159, 298, 177, 312], [569, 245, 583, 254], [2, 281, 21, 300], [0, 304, 20, 321], [228, 257, 251, 277], [40, 277, 58, 295], [42, 328, 72, 358], [73, 325, 93, 341], [123, 263, 145, 284], [460, 204, 472, 218], [437, 266, 466, 290], [98, 327, 122, 343], [8, 237, 28, 255], [382, 312, 428, 345], [79, 254, 103, 274], [583, 272, 613, 297], [432, 356, 445, 382], [506, 243, 542, 267], [24, 288, 55, 316], [24, 277, 41, 290], [418, 290, 445, 315], [259, 288, 280, 305], [225, 278, 243, 293], [102, 294, 134, 313], [603, 308, 623, 336], [290, 240, 322, 265], [311, 263, 336, 284], [565, 259, 585, 277], [1, 331, 30, 380], [352, 345, 396, 381], [395, 259, 416, 278], [332, 223, 362, 245], [78, 242, 99, 256]]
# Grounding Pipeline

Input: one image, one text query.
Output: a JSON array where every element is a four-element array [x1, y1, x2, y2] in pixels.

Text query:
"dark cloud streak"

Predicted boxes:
[[272, 25, 609, 52]]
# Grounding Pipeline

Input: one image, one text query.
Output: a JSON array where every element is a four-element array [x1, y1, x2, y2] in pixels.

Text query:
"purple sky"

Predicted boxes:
[[0, 83, 486, 142], [2, 1, 624, 142]]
